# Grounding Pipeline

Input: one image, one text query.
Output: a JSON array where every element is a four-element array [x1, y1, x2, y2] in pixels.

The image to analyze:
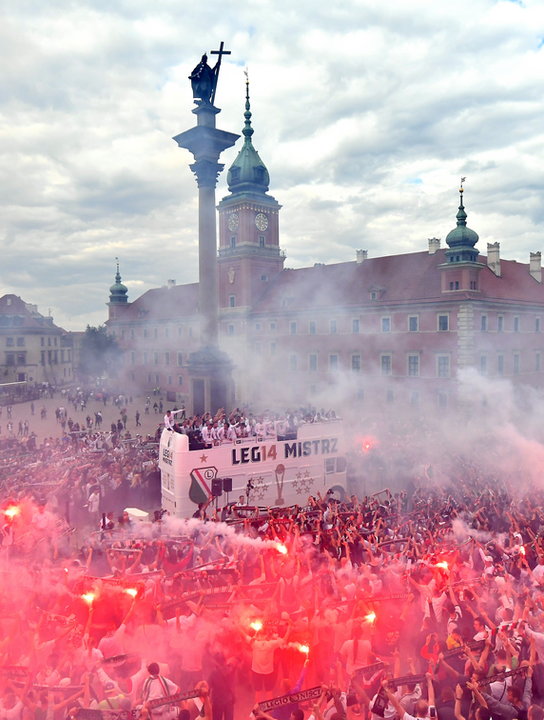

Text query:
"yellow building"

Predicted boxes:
[[0, 294, 75, 389]]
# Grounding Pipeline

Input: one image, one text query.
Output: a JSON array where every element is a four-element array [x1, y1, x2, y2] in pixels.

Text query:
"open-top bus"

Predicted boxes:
[[159, 420, 348, 518]]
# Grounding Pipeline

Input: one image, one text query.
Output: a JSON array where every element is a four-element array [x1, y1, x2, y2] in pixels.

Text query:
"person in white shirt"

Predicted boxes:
[[164, 409, 183, 431], [141, 663, 179, 720]]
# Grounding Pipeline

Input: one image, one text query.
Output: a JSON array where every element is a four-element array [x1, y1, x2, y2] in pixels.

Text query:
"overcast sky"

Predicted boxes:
[[1, 0, 543, 330]]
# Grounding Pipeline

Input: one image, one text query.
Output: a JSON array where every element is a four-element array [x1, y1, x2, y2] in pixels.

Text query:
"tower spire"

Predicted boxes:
[[226, 69, 270, 194], [444, 179, 479, 262], [109, 257, 128, 304], [242, 68, 254, 144]]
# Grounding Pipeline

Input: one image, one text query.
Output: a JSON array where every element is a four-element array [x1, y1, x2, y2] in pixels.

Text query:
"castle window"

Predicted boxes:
[[352, 318, 360, 334], [438, 314, 449, 332], [437, 392, 448, 408], [259, 236, 265, 247], [229, 295, 236, 308], [230, 236, 236, 248], [381, 316, 391, 333], [407, 354, 420, 377], [309, 354, 318, 371], [351, 354, 361, 372], [381, 354, 392, 376], [309, 321, 316, 335], [437, 355, 450, 378], [513, 316, 520, 332], [408, 316, 419, 332], [481, 315, 488, 332]]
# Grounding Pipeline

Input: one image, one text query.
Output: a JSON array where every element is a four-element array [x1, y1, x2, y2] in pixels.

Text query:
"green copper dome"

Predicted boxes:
[[445, 188, 479, 249], [227, 76, 270, 194], [109, 260, 128, 304], [445, 186, 479, 264]]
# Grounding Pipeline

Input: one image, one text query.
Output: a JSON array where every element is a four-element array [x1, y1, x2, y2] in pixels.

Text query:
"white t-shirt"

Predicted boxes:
[[251, 637, 283, 675]]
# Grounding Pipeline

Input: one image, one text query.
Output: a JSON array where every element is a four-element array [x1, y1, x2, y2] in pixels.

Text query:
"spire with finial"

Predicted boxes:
[[109, 257, 128, 304], [242, 68, 254, 144], [227, 68, 270, 194], [445, 179, 479, 262]]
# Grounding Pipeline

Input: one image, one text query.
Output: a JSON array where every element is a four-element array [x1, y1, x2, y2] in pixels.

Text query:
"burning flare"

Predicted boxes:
[[357, 436, 378, 454], [81, 592, 95, 605], [4, 505, 20, 519], [125, 588, 138, 598], [297, 643, 310, 655], [434, 561, 449, 571], [276, 543, 288, 555], [250, 620, 263, 632], [364, 611, 377, 624]]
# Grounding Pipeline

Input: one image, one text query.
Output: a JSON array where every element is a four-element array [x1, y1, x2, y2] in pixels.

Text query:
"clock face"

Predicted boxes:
[[227, 213, 239, 231], [255, 213, 268, 231]]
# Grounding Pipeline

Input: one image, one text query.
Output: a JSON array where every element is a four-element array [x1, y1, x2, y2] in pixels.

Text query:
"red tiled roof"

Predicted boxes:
[[112, 283, 199, 322], [111, 250, 544, 320], [0, 294, 66, 332], [252, 249, 544, 312]]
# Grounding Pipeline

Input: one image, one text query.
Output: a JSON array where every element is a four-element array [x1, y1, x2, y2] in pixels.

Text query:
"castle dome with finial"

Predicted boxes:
[[445, 183, 479, 263], [109, 260, 128, 304], [227, 72, 270, 194], [446, 185, 479, 249]]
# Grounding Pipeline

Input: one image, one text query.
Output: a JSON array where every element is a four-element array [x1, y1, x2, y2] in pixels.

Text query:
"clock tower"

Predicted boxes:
[[217, 77, 284, 310]]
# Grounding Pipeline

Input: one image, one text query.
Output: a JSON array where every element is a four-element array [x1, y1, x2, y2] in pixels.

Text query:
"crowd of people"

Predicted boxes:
[[164, 406, 339, 448], [0, 429, 160, 529], [1, 428, 544, 720]]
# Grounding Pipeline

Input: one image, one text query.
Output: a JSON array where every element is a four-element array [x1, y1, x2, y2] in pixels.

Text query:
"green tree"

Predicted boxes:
[[79, 325, 121, 380]]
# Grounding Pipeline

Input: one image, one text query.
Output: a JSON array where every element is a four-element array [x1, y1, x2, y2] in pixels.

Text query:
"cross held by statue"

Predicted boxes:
[[209, 41, 231, 105], [211, 41, 231, 62]]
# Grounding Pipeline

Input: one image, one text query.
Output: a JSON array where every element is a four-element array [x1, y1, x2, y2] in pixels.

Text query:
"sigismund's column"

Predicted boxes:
[[173, 44, 240, 414]]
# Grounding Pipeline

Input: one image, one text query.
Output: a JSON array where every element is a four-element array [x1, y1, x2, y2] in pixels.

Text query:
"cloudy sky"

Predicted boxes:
[[1, 0, 543, 330]]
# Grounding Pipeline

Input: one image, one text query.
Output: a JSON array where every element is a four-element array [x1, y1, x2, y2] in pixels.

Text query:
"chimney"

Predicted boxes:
[[167, 279, 176, 289], [530, 252, 542, 283], [487, 242, 501, 277], [428, 238, 441, 255], [356, 249, 368, 264]]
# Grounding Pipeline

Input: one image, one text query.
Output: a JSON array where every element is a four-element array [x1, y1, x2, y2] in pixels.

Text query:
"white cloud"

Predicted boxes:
[[1, 0, 543, 329]]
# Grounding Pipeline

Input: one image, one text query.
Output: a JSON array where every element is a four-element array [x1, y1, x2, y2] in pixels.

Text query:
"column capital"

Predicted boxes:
[[190, 159, 225, 188]]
